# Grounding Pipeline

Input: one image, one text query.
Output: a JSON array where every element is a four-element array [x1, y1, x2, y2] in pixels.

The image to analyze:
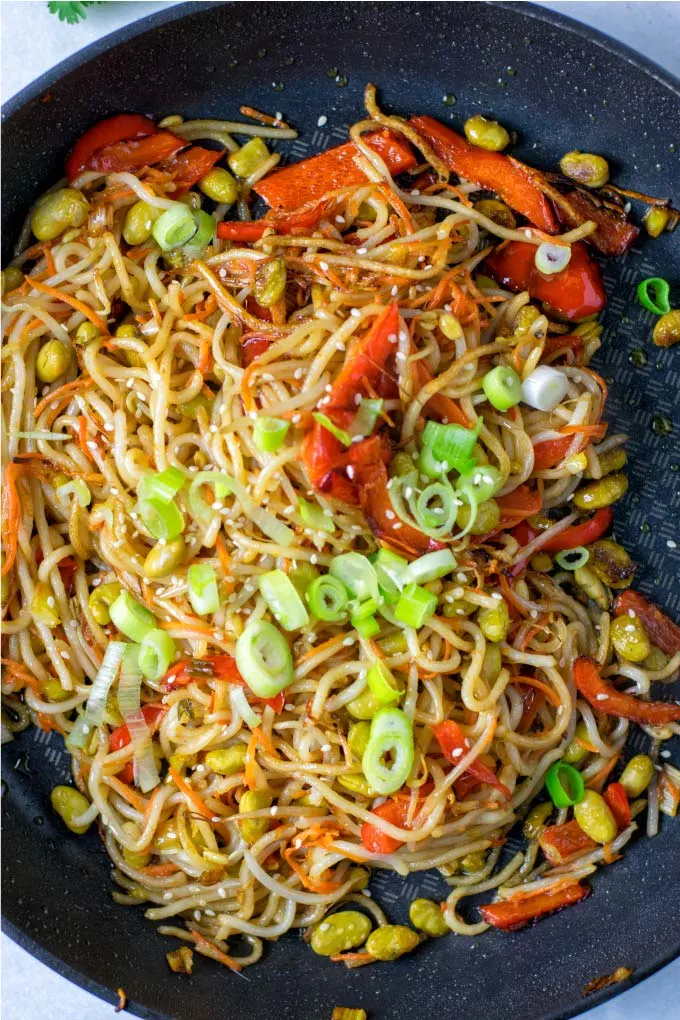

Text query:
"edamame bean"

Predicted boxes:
[[238, 789, 272, 844], [619, 754, 655, 798], [365, 924, 420, 961], [574, 790, 617, 844], [205, 745, 248, 776], [51, 785, 92, 834], [409, 898, 448, 937], [310, 911, 372, 956]]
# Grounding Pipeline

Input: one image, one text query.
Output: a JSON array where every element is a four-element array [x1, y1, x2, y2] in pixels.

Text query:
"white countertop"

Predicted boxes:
[[1, 2, 679, 1019]]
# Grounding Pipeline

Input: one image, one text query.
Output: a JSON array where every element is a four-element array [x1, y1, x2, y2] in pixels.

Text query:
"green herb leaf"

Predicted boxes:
[[47, 1, 101, 25]]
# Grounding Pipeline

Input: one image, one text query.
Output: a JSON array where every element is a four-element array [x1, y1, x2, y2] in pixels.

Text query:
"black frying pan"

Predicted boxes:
[[2, 4, 680, 1019]]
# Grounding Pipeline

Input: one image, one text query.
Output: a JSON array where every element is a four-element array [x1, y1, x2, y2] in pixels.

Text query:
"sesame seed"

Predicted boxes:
[[356, 247, 367, 255], [317, 115, 328, 127], [319, 261, 329, 271], [343, 636, 355, 646], [595, 693, 608, 701], [667, 540, 677, 549], [350, 308, 361, 318]]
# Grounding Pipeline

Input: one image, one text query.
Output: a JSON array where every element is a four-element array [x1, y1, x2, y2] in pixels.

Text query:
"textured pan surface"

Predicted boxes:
[[2, 3, 679, 1019]]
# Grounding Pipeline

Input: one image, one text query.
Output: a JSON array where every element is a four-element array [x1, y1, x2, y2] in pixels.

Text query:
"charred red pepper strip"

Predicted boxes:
[[361, 798, 412, 854], [485, 241, 606, 322], [409, 115, 558, 232], [57, 556, 78, 594], [556, 189, 639, 257], [512, 507, 613, 553], [491, 485, 543, 534], [613, 591, 680, 657], [531, 435, 575, 470], [66, 113, 157, 181], [432, 720, 511, 799], [542, 333, 584, 361], [240, 334, 273, 367], [217, 202, 331, 243], [604, 782, 631, 830], [159, 146, 223, 192], [325, 303, 401, 412], [86, 131, 186, 176], [110, 704, 165, 785], [301, 420, 358, 505], [539, 820, 596, 865], [253, 131, 416, 210], [574, 656, 680, 726], [349, 436, 445, 558], [480, 882, 590, 930], [162, 655, 285, 711]]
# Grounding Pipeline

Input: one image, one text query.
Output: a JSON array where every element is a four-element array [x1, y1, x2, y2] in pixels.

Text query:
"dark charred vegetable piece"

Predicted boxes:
[[409, 115, 557, 232], [479, 881, 590, 930], [301, 420, 358, 504], [485, 241, 606, 321], [613, 591, 680, 656], [555, 188, 639, 257], [253, 131, 416, 210], [66, 113, 157, 181], [85, 131, 186, 176], [573, 656, 680, 726]]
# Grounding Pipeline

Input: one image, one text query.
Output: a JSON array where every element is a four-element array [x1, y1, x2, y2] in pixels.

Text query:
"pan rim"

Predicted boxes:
[[2, 3, 678, 1019]]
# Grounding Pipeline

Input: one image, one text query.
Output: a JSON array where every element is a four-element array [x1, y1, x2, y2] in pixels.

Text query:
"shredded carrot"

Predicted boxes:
[[188, 929, 243, 972], [559, 423, 607, 438], [36, 712, 63, 734], [0, 658, 41, 693], [1, 463, 25, 577], [104, 775, 148, 813], [330, 952, 375, 966], [214, 535, 235, 594], [76, 415, 94, 463], [168, 765, 232, 841], [115, 988, 127, 1014], [27, 278, 109, 334], [33, 376, 94, 420], [510, 674, 562, 709], [602, 843, 622, 865], [587, 752, 621, 791], [282, 845, 341, 894], [575, 735, 600, 755], [142, 862, 181, 877], [159, 618, 216, 637], [499, 574, 530, 617], [517, 614, 551, 651], [197, 337, 213, 375], [240, 105, 290, 129]]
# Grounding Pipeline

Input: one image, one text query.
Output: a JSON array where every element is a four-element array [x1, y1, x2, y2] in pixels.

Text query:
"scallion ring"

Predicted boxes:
[[253, 416, 290, 453], [109, 590, 155, 643], [235, 619, 294, 698], [405, 548, 456, 584], [456, 464, 503, 505], [306, 575, 348, 622], [421, 418, 482, 476], [138, 628, 176, 681], [137, 466, 186, 504], [152, 203, 198, 250], [482, 365, 522, 412], [56, 478, 91, 507], [414, 481, 457, 533], [187, 562, 220, 616], [352, 614, 380, 639], [372, 547, 409, 603], [297, 497, 335, 534], [554, 546, 590, 570], [366, 661, 402, 705], [329, 552, 379, 602], [258, 569, 309, 631], [138, 498, 184, 541], [545, 760, 585, 808], [394, 582, 437, 629], [637, 276, 671, 316], [362, 707, 415, 795], [534, 242, 572, 275]]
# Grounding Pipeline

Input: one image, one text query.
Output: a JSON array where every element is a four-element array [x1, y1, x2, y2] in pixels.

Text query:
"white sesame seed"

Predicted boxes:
[[317, 115, 328, 127], [319, 261, 329, 271], [595, 693, 609, 701], [667, 540, 677, 549], [356, 247, 367, 255]]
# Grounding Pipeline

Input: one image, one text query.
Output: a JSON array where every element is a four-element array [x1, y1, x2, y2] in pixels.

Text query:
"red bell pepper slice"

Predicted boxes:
[[539, 820, 596, 865], [532, 435, 575, 470], [556, 189, 639, 257], [162, 655, 285, 712], [253, 130, 416, 210], [613, 591, 680, 657], [512, 507, 613, 553], [541, 333, 584, 362], [301, 420, 358, 504], [493, 485, 543, 533], [432, 720, 511, 799], [240, 334, 273, 367], [411, 358, 468, 426], [66, 113, 157, 181], [360, 798, 413, 854], [409, 115, 557, 233], [349, 436, 445, 558], [57, 556, 78, 594], [84, 131, 187, 176], [110, 703, 165, 785], [604, 782, 631, 830], [485, 241, 606, 322], [159, 146, 223, 192], [480, 881, 590, 930], [217, 201, 331, 242], [573, 656, 680, 726], [517, 683, 545, 733], [326, 303, 400, 411]]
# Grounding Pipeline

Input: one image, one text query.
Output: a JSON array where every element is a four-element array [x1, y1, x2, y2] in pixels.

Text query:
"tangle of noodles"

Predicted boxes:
[[2, 90, 678, 971]]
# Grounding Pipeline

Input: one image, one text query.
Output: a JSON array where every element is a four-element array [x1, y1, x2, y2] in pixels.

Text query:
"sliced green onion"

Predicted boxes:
[[298, 497, 335, 534], [313, 411, 352, 446], [637, 276, 671, 315], [394, 582, 437, 629], [417, 445, 451, 479], [187, 563, 220, 616], [109, 591, 155, 643], [421, 418, 482, 475], [372, 548, 409, 603], [138, 628, 176, 681], [351, 398, 383, 438], [17, 430, 70, 442], [555, 546, 590, 570], [521, 365, 569, 412], [56, 478, 91, 507], [406, 549, 456, 585], [67, 640, 127, 748], [362, 707, 414, 795], [254, 416, 290, 453], [138, 498, 185, 541], [414, 481, 458, 532], [353, 614, 380, 639], [482, 365, 522, 411], [183, 208, 215, 256], [137, 466, 186, 504], [235, 619, 293, 698], [350, 596, 380, 622], [117, 644, 160, 792], [188, 470, 293, 546], [306, 575, 348, 621], [258, 569, 309, 631], [366, 660, 402, 705], [329, 552, 379, 602], [152, 203, 198, 250], [229, 685, 261, 729], [456, 465, 503, 505], [545, 760, 585, 808], [534, 242, 572, 275]]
